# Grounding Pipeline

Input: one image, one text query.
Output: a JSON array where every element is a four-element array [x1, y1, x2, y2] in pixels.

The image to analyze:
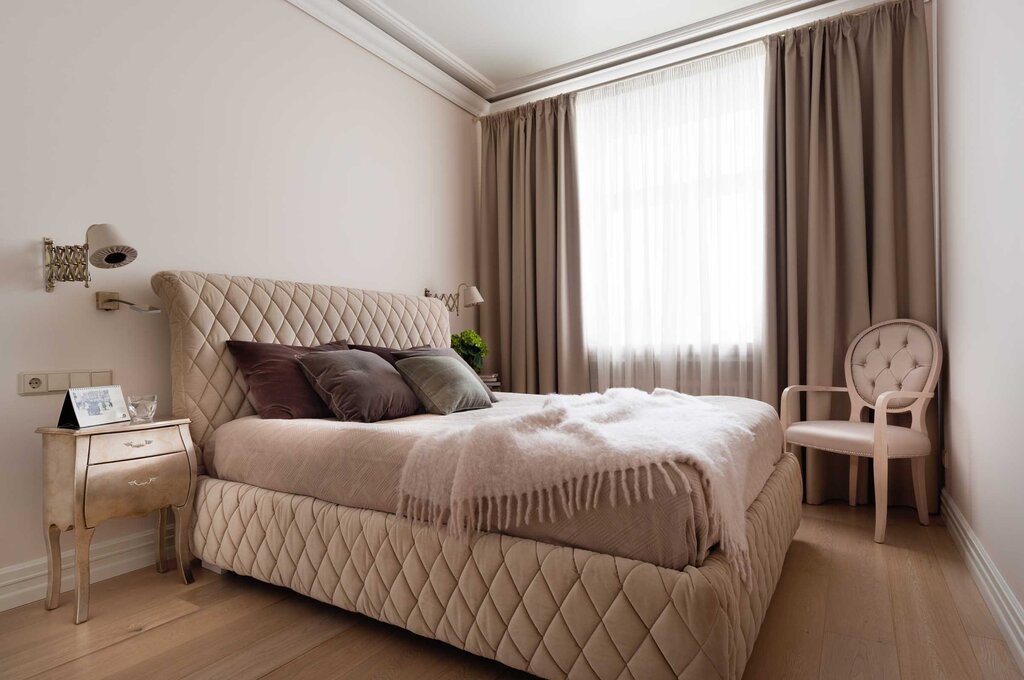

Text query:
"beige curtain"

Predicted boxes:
[[477, 95, 590, 394], [764, 0, 939, 509]]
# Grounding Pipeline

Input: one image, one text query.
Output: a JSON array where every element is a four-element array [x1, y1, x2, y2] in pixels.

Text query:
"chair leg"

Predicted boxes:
[[912, 457, 930, 526], [873, 458, 889, 543], [848, 457, 859, 507]]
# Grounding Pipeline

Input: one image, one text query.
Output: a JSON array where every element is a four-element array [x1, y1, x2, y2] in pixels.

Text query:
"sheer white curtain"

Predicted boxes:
[[576, 42, 766, 397]]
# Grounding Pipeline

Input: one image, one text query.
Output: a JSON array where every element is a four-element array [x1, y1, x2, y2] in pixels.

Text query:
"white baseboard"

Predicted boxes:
[[0, 527, 174, 613], [942, 489, 1024, 673]]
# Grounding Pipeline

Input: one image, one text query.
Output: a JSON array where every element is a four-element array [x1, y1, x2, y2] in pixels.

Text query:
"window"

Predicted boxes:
[[576, 42, 766, 396]]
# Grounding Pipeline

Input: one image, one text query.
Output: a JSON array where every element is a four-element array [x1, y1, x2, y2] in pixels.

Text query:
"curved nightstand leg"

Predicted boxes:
[[172, 505, 194, 585], [74, 526, 95, 624], [156, 507, 170, 573], [44, 524, 61, 610]]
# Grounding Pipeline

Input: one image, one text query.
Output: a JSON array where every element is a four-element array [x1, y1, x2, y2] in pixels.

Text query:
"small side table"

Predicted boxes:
[[37, 417, 197, 623]]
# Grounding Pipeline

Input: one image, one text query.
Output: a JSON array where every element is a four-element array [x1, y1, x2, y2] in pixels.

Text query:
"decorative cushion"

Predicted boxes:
[[396, 356, 493, 415], [350, 344, 425, 367], [225, 340, 348, 419], [298, 350, 420, 422], [393, 347, 497, 402]]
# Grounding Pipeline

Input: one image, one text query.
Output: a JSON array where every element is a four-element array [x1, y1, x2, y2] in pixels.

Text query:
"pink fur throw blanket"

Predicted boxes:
[[397, 388, 758, 579]]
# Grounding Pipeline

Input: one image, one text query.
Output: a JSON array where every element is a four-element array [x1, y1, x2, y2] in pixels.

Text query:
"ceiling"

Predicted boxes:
[[339, 0, 785, 100]]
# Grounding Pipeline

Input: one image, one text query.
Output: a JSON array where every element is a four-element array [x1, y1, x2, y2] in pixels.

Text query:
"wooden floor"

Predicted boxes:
[[1, 504, 1021, 679]]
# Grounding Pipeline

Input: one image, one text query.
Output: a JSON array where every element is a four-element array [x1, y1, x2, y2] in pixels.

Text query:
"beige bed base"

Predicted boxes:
[[152, 271, 801, 680]]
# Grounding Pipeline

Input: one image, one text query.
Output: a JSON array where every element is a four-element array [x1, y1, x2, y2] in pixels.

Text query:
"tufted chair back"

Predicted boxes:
[[844, 319, 942, 414]]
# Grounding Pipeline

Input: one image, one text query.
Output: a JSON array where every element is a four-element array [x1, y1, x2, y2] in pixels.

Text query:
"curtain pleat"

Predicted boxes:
[[764, 0, 939, 509], [478, 95, 590, 394]]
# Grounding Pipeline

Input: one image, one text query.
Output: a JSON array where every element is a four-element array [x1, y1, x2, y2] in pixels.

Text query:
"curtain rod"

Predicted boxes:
[[485, 0, 931, 117]]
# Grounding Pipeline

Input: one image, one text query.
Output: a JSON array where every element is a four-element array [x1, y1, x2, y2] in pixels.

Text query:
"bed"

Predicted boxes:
[[152, 270, 801, 680]]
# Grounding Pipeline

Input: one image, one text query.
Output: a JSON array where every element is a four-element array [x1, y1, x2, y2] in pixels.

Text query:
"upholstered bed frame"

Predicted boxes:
[[152, 270, 801, 680]]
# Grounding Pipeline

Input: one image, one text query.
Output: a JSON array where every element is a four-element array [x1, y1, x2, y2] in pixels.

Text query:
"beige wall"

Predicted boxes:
[[0, 0, 476, 570], [939, 0, 1024, 602]]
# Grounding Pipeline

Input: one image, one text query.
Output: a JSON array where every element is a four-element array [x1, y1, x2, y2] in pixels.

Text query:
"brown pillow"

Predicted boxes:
[[298, 350, 421, 422], [226, 340, 349, 419], [349, 344, 429, 367], [392, 347, 497, 402]]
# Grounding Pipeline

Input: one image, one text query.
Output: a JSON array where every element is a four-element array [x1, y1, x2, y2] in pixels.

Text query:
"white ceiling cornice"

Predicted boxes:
[[340, 0, 496, 96], [286, 0, 891, 117], [487, 0, 829, 100], [284, 0, 490, 116]]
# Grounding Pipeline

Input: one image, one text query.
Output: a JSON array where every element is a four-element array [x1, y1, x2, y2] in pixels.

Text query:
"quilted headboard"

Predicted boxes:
[[151, 270, 450, 452]]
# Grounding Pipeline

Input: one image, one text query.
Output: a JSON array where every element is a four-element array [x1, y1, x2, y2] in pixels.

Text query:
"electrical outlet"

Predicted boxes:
[[20, 373, 48, 395], [18, 369, 113, 396]]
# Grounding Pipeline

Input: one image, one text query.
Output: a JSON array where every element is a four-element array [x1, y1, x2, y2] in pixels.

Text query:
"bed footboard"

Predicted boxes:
[[191, 452, 801, 679]]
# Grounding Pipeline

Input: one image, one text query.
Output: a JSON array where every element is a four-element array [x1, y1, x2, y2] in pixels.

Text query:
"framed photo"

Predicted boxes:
[[58, 385, 130, 429]]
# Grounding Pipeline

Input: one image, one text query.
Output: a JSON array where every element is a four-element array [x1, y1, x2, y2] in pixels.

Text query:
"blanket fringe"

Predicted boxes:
[[397, 461, 693, 543]]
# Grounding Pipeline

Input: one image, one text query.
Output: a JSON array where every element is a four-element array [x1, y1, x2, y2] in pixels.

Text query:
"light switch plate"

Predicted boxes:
[[47, 373, 70, 391], [18, 369, 113, 396]]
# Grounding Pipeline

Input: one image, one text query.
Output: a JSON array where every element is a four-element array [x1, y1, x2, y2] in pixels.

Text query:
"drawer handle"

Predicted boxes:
[[123, 439, 154, 449], [128, 476, 159, 487]]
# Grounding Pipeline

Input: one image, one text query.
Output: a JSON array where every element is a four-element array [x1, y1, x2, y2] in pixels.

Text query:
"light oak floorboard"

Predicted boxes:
[[744, 515, 833, 680], [926, 524, 1004, 639], [885, 517, 984, 679], [1, 504, 1021, 680], [819, 631, 900, 680], [969, 636, 1024, 680]]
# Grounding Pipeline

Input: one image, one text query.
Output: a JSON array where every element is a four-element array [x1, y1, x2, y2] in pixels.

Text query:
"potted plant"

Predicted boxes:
[[451, 329, 488, 374]]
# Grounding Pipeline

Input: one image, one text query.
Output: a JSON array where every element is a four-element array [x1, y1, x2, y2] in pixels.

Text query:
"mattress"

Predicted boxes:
[[207, 392, 782, 570]]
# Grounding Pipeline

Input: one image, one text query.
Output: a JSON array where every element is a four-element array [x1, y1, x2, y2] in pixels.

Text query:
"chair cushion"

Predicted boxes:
[[785, 420, 931, 457]]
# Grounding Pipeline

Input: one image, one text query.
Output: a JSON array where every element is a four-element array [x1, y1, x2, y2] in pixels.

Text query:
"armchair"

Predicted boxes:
[[782, 319, 943, 543]]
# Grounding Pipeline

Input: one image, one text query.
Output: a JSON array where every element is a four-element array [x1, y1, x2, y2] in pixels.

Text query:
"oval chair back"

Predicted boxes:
[[844, 318, 943, 429]]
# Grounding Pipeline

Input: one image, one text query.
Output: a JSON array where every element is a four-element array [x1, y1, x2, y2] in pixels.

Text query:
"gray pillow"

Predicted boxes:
[[392, 347, 497, 402], [395, 356, 493, 415], [298, 350, 420, 422]]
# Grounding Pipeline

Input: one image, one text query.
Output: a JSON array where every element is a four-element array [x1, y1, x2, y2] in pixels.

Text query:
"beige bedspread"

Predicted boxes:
[[207, 393, 782, 570]]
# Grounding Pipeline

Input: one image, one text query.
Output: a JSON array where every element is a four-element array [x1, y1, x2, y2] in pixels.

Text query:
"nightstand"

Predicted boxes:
[[36, 417, 197, 623]]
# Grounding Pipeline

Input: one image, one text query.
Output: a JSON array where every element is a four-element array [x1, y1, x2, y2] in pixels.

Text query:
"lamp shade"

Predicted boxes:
[[87, 223, 137, 269], [463, 285, 484, 307]]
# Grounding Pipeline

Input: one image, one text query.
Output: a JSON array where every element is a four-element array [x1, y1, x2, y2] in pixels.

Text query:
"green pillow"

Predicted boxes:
[[395, 356, 493, 415]]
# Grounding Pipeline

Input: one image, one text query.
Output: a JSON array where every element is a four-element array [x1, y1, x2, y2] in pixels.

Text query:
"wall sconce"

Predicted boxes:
[[424, 283, 484, 317], [95, 292, 161, 314], [43, 223, 138, 292]]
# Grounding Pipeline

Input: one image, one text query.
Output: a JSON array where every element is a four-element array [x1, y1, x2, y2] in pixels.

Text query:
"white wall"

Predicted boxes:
[[0, 0, 476, 571], [939, 0, 1024, 603]]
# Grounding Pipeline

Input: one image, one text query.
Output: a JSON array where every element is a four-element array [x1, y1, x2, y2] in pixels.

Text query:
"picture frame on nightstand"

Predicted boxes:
[[57, 385, 130, 429]]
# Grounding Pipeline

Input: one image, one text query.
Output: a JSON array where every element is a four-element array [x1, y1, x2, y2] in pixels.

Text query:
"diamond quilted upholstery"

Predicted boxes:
[[151, 271, 449, 452], [192, 453, 802, 679]]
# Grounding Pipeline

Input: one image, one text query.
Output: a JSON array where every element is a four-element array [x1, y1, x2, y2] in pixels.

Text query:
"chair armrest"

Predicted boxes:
[[780, 385, 849, 430], [872, 391, 935, 457]]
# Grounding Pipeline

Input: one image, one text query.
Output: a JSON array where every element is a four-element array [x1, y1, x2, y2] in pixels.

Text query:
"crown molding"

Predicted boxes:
[[339, 0, 496, 97], [488, 0, 881, 113], [487, 0, 829, 100], [284, 0, 490, 116]]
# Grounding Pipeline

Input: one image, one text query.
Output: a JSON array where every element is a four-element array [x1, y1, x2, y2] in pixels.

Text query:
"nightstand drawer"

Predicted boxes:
[[89, 427, 184, 465], [84, 453, 190, 527]]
